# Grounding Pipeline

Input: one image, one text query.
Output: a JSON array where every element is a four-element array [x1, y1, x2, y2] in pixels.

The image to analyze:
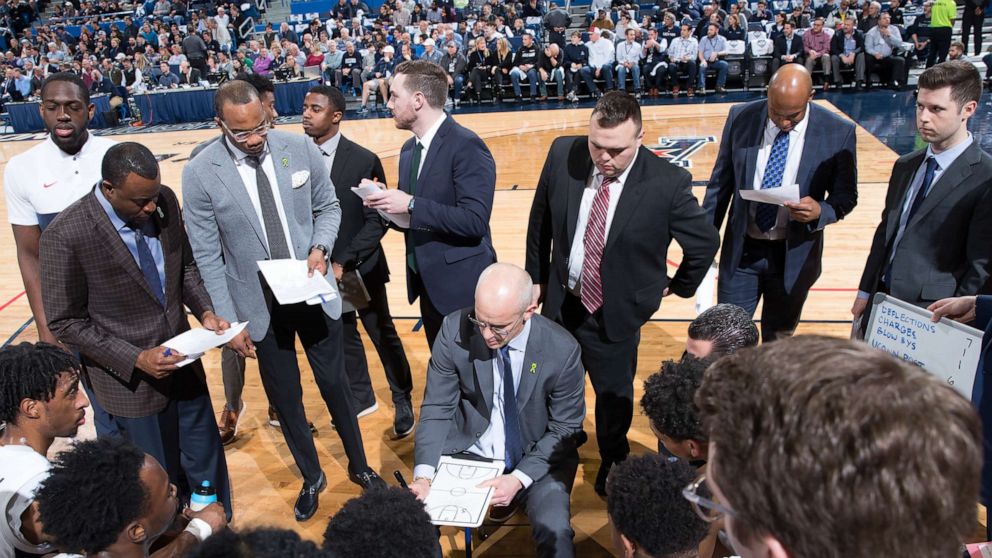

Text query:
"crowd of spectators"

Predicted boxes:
[[0, 0, 986, 115]]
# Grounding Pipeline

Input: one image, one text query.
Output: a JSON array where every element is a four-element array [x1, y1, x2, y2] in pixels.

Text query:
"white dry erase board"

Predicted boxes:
[[865, 293, 983, 399]]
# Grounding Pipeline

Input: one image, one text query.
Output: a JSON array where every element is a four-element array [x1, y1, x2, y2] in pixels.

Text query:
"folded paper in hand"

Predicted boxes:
[[739, 183, 800, 205], [163, 321, 249, 367], [256, 259, 337, 305], [351, 179, 411, 229]]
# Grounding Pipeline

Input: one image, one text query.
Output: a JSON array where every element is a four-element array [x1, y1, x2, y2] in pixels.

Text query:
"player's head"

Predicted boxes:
[[323, 487, 439, 558], [0, 342, 87, 439], [39, 73, 93, 154]]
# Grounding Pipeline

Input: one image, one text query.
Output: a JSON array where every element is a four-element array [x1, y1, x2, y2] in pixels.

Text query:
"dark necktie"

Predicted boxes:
[[883, 156, 939, 288], [755, 129, 790, 232], [405, 141, 424, 274], [246, 155, 291, 260], [130, 222, 164, 305], [580, 176, 616, 314], [499, 345, 523, 472]]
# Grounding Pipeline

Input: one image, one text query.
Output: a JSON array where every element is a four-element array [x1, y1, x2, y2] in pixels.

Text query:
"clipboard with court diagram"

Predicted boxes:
[[424, 455, 505, 528]]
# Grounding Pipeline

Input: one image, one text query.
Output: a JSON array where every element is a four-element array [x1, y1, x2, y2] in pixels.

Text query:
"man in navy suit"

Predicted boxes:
[[929, 294, 992, 539], [704, 64, 858, 341], [366, 59, 497, 349]]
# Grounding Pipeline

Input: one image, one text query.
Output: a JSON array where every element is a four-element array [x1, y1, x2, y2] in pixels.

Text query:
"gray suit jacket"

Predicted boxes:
[[182, 130, 342, 341], [415, 310, 586, 483], [859, 141, 992, 307]]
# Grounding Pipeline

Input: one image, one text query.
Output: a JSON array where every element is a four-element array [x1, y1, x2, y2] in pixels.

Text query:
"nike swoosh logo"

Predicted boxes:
[[42, 181, 56, 188]]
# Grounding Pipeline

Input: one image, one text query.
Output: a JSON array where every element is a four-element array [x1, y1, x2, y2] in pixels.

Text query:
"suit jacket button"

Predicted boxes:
[[475, 432, 481, 438]]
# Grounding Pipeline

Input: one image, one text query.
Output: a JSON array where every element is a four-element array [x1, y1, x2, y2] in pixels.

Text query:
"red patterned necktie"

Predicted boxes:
[[580, 176, 617, 313]]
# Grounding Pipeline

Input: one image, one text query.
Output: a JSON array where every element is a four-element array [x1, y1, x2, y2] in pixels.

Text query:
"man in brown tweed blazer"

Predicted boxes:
[[39, 142, 233, 516]]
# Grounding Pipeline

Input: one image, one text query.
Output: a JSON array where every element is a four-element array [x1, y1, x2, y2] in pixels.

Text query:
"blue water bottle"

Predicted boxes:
[[190, 481, 217, 511]]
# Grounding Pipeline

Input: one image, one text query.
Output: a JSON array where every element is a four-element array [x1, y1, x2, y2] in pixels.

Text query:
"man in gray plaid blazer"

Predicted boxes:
[[40, 142, 232, 516], [181, 80, 385, 521]]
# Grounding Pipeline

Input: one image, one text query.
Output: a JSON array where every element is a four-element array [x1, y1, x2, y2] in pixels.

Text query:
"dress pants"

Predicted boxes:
[[830, 52, 866, 83], [560, 292, 639, 466], [254, 302, 369, 485], [342, 278, 413, 408], [867, 54, 906, 85], [111, 370, 232, 518], [220, 346, 246, 411], [717, 237, 809, 342], [81, 376, 121, 437], [962, 8, 985, 54], [926, 26, 952, 66], [521, 451, 579, 558], [410, 270, 445, 350]]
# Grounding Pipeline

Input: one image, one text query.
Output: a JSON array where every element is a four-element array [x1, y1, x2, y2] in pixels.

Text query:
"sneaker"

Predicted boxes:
[[393, 399, 415, 439], [269, 406, 317, 434], [331, 401, 378, 430], [697, 87, 706, 96], [566, 91, 577, 102], [358, 105, 369, 114], [688, 88, 695, 97], [218, 400, 246, 446], [634, 91, 641, 100], [715, 86, 726, 94], [454, 99, 460, 107]]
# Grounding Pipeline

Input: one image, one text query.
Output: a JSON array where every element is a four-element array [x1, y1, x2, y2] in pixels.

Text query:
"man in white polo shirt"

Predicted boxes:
[[3, 73, 116, 436]]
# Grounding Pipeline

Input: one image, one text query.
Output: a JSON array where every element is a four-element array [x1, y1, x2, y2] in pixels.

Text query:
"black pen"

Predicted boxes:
[[393, 470, 409, 489]]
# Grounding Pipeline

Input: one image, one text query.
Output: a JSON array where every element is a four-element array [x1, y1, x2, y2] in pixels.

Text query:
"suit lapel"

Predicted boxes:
[[515, 319, 544, 411], [86, 192, 161, 304], [908, 143, 977, 229], [795, 106, 819, 195], [469, 325, 495, 417], [604, 148, 650, 254], [398, 140, 412, 194], [885, 150, 926, 242], [416, 117, 452, 194], [743, 108, 765, 193], [565, 144, 593, 249], [268, 136, 297, 239], [153, 191, 179, 301], [330, 136, 352, 185], [209, 141, 268, 250]]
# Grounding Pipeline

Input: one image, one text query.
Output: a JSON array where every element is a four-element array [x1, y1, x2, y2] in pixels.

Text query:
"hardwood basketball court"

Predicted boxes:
[[2, 101, 975, 556]]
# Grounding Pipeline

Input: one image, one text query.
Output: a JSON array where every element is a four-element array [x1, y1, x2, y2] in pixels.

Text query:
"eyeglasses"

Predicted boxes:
[[682, 475, 736, 522], [468, 312, 522, 338], [220, 118, 270, 142]]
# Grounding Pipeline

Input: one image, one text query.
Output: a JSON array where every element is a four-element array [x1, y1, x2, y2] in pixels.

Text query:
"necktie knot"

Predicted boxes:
[[246, 155, 261, 168]]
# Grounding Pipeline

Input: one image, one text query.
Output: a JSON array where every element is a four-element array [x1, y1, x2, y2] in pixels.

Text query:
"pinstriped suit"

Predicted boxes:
[[40, 185, 231, 515]]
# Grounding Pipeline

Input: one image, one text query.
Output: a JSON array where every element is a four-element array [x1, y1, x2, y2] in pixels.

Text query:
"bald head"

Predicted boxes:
[[473, 263, 536, 349], [766, 64, 813, 132], [475, 263, 533, 313]]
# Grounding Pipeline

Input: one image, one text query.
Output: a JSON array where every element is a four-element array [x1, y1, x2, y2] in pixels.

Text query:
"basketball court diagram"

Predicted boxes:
[[424, 457, 505, 528]]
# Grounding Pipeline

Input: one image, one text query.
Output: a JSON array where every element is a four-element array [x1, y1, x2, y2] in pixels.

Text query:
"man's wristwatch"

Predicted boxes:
[[407, 197, 415, 214], [310, 244, 329, 260]]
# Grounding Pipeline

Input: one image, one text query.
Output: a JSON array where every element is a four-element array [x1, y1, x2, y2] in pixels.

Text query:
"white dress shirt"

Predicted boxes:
[[414, 112, 447, 179], [317, 131, 342, 174], [413, 318, 535, 488], [747, 106, 809, 240], [226, 137, 298, 259], [567, 149, 639, 293]]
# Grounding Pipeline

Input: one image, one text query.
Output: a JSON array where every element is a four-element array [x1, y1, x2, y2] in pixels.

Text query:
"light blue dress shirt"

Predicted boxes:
[[96, 186, 166, 293]]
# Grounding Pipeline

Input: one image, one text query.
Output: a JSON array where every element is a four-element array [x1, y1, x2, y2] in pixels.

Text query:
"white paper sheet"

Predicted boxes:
[[256, 259, 337, 305], [694, 262, 718, 315], [424, 456, 504, 528], [162, 321, 248, 367], [351, 179, 411, 229], [739, 183, 800, 205]]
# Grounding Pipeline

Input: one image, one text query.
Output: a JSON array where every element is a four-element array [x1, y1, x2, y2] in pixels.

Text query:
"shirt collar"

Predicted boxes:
[[43, 133, 97, 159], [95, 183, 129, 232], [318, 131, 342, 156], [225, 135, 270, 163], [505, 317, 532, 353], [416, 112, 446, 151], [926, 132, 973, 170]]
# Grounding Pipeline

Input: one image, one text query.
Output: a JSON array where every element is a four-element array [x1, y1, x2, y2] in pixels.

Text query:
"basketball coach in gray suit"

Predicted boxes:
[[182, 81, 385, 522], [408, 263, 586, 558]]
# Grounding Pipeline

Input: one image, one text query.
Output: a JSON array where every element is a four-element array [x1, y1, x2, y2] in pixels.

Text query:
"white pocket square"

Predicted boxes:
[[291, 171, 310, 188]]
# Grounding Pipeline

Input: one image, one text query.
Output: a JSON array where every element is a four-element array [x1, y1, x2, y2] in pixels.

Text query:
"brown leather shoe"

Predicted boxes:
[[688, 88, 695, 97], [219, 401, 246, 446]]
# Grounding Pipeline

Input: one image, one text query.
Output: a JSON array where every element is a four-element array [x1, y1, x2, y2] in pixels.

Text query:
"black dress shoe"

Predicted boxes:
[[350, 469, 388, 492], [393, 399, 415, 439], [594, 462, 613, 497], [294, 472, 326, 522], [488, 496, 521, 523]]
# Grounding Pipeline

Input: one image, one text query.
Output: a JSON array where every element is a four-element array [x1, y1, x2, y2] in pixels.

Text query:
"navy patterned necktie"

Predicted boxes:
[[130, 222, 164, 305], [499, 345, 523, 472], [755, 129, 791, 232]]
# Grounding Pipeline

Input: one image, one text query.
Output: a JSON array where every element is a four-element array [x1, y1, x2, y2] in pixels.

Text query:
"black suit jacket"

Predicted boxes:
[[830, 28, 865, 55], [526, 136, 720, 342], [179, 68, 201, 84], [858, 141, 992, 306], [774, 33, 805, 59], [329, 134, 389, 285], [704, 100, 858, 295]]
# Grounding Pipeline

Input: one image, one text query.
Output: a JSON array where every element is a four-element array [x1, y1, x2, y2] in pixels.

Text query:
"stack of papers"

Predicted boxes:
[[163, 321, 248, 367], [256, 259, 337, 306], [352, 179, 411, 229], [739, 183, 800, 205]]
